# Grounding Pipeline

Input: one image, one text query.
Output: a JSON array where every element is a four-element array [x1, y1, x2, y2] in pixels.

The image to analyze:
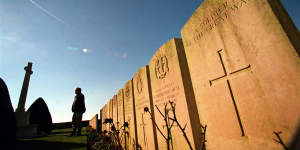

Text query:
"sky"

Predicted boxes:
[[0, 0, 299, 123]]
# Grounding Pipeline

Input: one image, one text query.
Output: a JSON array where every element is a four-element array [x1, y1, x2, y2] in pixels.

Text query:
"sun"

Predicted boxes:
[[82, 48, 88, 53]]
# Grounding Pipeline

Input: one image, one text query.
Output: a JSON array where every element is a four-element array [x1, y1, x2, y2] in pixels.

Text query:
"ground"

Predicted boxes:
[[16, 127, 87, 150]]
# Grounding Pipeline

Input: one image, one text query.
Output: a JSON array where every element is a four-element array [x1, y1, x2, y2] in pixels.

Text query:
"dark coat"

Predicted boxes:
[[72, 93, 86, 113]]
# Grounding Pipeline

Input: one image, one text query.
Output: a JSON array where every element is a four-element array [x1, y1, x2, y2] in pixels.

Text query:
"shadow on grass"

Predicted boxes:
[[51, 130, 72, 135], [16, 140, 86, 150], [62, 134, 88, 137]]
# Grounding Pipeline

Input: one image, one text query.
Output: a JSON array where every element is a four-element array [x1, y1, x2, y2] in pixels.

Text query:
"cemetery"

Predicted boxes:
[[1, 0, 299, 149], [97, 0, 300, 149]]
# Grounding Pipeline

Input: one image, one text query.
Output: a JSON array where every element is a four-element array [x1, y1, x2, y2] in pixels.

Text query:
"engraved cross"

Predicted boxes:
[[209, 49, 251, 136], [140, 114, 147, 146]]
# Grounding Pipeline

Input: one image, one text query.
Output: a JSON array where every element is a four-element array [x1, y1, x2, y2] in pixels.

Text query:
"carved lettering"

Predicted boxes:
[[186, 0, 250, 47], [153, 82, 181, 106], [136, 95, 148, 109]]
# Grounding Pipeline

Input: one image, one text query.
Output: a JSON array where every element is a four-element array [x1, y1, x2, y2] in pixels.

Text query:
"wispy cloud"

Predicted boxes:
[[122, 52, 128, 59], [66, 46, 93, 54], [0, 36, 20, 42], [29, 0, 67, 25], [105, 49, 128, 59], [113, 51, 119, 57]]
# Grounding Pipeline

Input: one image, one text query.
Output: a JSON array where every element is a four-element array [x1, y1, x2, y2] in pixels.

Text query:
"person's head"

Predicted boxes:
[[75, 87, 81, 95]]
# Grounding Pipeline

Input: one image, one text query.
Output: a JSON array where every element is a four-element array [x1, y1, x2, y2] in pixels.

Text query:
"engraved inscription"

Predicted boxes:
[[125, 100, 133, 114], [153, 82, 180, 106], [136, 95, 148, 110], [185, 0, 250, 47]]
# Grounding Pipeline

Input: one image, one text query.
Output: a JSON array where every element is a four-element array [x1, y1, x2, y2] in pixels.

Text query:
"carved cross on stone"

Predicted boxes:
[[16, 62, 33, 112], [209, 49, 251, 136], [140, 113, 147, 147]]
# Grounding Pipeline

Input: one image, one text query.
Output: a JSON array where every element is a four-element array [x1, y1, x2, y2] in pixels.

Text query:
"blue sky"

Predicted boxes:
[[1, 0, 299, 123]]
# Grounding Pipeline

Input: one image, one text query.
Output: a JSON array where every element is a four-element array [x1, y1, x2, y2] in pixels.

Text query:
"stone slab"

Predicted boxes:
[[101, 104, 109, 132], [89, 114, 98, 131], [123, 80, 138, 150], [133, 66, 158, 150], [113, 95, 118, 128], [181, 0, 300, 149], [117, 89, 126, 148], [99, 108, 103, 132], [109, 98, 113, 122], [117, 89, 124, 129], [148, 38, 202, 150]]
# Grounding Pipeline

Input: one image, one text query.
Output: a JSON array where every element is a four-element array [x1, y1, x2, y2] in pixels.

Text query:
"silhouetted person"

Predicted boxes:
[[71, 87, 86, 136], [0, 78, 16, 149]]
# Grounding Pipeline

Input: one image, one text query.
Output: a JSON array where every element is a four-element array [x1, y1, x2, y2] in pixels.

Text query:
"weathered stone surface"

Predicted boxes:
[[106, 98, 113, 132], [99, 109, 103, 132], [109, 98, 113, 122], [123, 80, 138, 150], [133, 66, 158, 150], [89, 114, 98, 131], [290, 125, 300, 150], [181, 0, 300, 149], [113, 95, 118, 128], [148, 38, 202, 150], [117, 89, 124, 129], [27, 97, 53, 134], [117, 89, 126, 148], [0, 78, 16, 149], [101, 104, 109, 132]]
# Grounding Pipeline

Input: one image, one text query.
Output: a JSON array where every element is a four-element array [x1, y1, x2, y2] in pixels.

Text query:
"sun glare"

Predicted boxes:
[[83, 48, 88, 53]]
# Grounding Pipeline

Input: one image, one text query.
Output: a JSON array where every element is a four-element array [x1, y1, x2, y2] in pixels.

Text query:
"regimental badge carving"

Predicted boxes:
[[155, 56, 169, 79], [125, 85, 130, 98], [136, 74, 143, 94]]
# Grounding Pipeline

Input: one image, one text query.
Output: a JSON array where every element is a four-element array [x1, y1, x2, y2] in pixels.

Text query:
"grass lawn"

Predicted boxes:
[[16, 127, 87, 150]]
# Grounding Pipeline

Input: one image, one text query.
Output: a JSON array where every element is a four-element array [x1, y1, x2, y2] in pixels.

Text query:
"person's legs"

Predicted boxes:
[[76, 113, 83, 135], [71, 113, 77, 136]]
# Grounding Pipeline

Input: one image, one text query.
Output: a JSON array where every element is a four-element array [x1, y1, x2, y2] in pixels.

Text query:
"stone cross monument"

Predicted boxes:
[[15, 62, 39, 138], [16, 62, 33, 112]]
